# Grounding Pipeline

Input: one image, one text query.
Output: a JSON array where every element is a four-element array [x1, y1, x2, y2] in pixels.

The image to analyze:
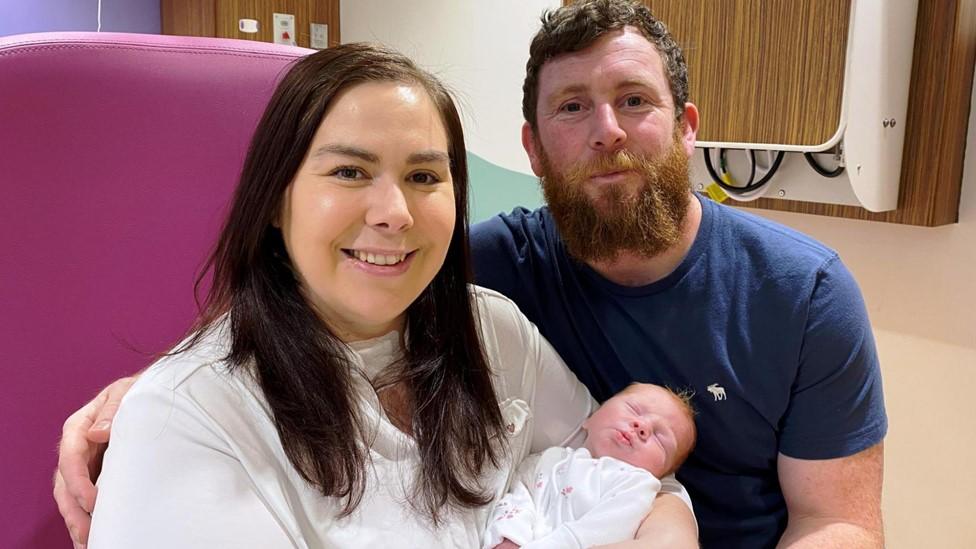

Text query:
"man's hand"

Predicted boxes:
[[53, 376, 136, 548], [592, 492, 699, 549]]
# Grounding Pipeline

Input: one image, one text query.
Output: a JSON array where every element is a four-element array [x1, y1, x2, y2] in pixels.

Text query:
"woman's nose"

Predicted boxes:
[[365, 179, 414, 233]]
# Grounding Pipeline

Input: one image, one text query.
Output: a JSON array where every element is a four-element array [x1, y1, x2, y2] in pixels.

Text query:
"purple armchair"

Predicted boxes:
[[0, 32, 310, 548]]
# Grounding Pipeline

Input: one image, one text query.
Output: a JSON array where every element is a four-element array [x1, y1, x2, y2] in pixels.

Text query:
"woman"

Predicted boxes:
[[87, 43, 595, 548]]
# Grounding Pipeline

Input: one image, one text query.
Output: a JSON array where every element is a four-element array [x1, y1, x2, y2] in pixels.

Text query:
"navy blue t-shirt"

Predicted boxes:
[[470, 194, 887, 548]]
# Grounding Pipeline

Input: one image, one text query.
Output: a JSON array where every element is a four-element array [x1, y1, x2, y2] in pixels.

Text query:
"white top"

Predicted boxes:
[[483, 447, 663, 549], [89, 286, 691, 548]]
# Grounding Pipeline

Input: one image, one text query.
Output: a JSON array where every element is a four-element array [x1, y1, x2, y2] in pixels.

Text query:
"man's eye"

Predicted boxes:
[[409, 172, 440, 184], [561, 102, 582, 113], [625, 96, 644, 107]]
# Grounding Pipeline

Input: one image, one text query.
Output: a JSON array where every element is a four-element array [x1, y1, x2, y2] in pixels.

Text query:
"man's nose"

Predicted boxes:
[[365, 179, 414, 233], [590, 104, 627, 151]]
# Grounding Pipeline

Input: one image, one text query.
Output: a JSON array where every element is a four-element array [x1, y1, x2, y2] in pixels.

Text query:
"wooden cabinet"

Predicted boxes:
[[739, 0, 974, 226], [161, 0, 340, 49], [652, 0, 850, 148], [565, 0, 975, 226]]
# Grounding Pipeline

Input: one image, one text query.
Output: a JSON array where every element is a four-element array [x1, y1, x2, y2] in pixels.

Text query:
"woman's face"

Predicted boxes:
[[279, 81, 456, 342]]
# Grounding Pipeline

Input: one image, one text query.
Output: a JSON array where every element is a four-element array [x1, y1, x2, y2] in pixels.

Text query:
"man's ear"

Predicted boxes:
[[521, 122, 544, 177], [678, 102, 700, 158]]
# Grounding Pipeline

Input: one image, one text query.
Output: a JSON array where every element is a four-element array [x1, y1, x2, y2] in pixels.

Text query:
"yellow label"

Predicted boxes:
[[705, 182, 730, 203]]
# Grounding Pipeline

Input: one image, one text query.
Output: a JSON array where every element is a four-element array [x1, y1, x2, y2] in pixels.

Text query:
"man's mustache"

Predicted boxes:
[[564, 149, 652, 182]]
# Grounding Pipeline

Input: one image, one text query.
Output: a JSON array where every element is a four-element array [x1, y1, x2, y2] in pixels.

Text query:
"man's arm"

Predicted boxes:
[[775, 257, 886, 548], [592, 493, 699, 549], [53, 376, 136, 547], [776, 442, 884, 548]]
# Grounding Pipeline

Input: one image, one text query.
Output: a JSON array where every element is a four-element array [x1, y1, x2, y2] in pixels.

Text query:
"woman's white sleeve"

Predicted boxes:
[[525, 328, 598, 452], [88, 379, 293, 549], [478, 289, 597, 453]]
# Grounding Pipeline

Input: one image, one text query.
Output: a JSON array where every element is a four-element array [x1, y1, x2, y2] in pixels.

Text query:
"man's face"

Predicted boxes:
[[523, 27, 699, 262]]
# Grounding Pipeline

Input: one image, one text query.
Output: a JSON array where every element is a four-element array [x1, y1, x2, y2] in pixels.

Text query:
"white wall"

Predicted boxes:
[[343, 3, 976, 546], [342, 0, 556, 174], [751, 89, 976, 548]]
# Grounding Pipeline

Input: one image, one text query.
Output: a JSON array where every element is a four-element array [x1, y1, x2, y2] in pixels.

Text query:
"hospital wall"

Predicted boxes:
[[343, 1, 976, 547]]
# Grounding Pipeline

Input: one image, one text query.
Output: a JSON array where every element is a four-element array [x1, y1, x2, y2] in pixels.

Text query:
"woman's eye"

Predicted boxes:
[[331, 167, 364, 180], [624, 96, 644, 107], [409, 172, 440, 184]]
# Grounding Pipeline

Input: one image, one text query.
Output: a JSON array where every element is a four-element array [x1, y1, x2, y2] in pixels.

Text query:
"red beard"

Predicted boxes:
[[538, 136, 691, 263]]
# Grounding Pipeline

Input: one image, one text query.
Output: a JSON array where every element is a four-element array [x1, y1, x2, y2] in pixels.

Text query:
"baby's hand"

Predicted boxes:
[[492, 539, 521, 549]]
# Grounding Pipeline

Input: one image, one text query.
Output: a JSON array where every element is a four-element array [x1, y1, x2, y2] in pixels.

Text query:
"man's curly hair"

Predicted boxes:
[[522, 0, 689, 129]]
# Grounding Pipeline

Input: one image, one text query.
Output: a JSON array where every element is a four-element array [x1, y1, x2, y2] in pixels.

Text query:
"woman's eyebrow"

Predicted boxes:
[[312, 144, 379, 163], [309, 145, 447, 166], [407, 151, 450, 165]]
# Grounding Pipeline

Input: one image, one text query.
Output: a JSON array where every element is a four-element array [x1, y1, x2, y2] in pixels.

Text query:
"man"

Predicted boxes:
[[55, 1, 886, 547], [470, 1, 886, 547]]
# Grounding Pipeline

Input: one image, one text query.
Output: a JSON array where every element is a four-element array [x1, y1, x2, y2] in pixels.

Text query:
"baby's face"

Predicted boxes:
[[583, 384, 694, 478]]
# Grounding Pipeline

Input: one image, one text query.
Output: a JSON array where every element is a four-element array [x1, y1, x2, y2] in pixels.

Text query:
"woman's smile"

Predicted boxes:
[[279, 81, 456, 341], [342, 248, 417, 276]]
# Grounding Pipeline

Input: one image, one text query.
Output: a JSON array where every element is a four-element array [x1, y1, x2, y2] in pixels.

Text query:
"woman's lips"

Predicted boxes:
[[342, 249, 416, 276]]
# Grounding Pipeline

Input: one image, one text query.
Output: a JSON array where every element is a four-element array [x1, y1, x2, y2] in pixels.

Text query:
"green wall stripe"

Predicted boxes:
[[467, 151, 544, 222]]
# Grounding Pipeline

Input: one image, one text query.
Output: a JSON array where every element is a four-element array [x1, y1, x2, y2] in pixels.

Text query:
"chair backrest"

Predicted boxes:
[[0, 32, 309, 548]]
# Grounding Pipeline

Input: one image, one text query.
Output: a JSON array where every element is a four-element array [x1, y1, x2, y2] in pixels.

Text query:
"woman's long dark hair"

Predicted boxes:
[[184, 43, 506, 522]]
